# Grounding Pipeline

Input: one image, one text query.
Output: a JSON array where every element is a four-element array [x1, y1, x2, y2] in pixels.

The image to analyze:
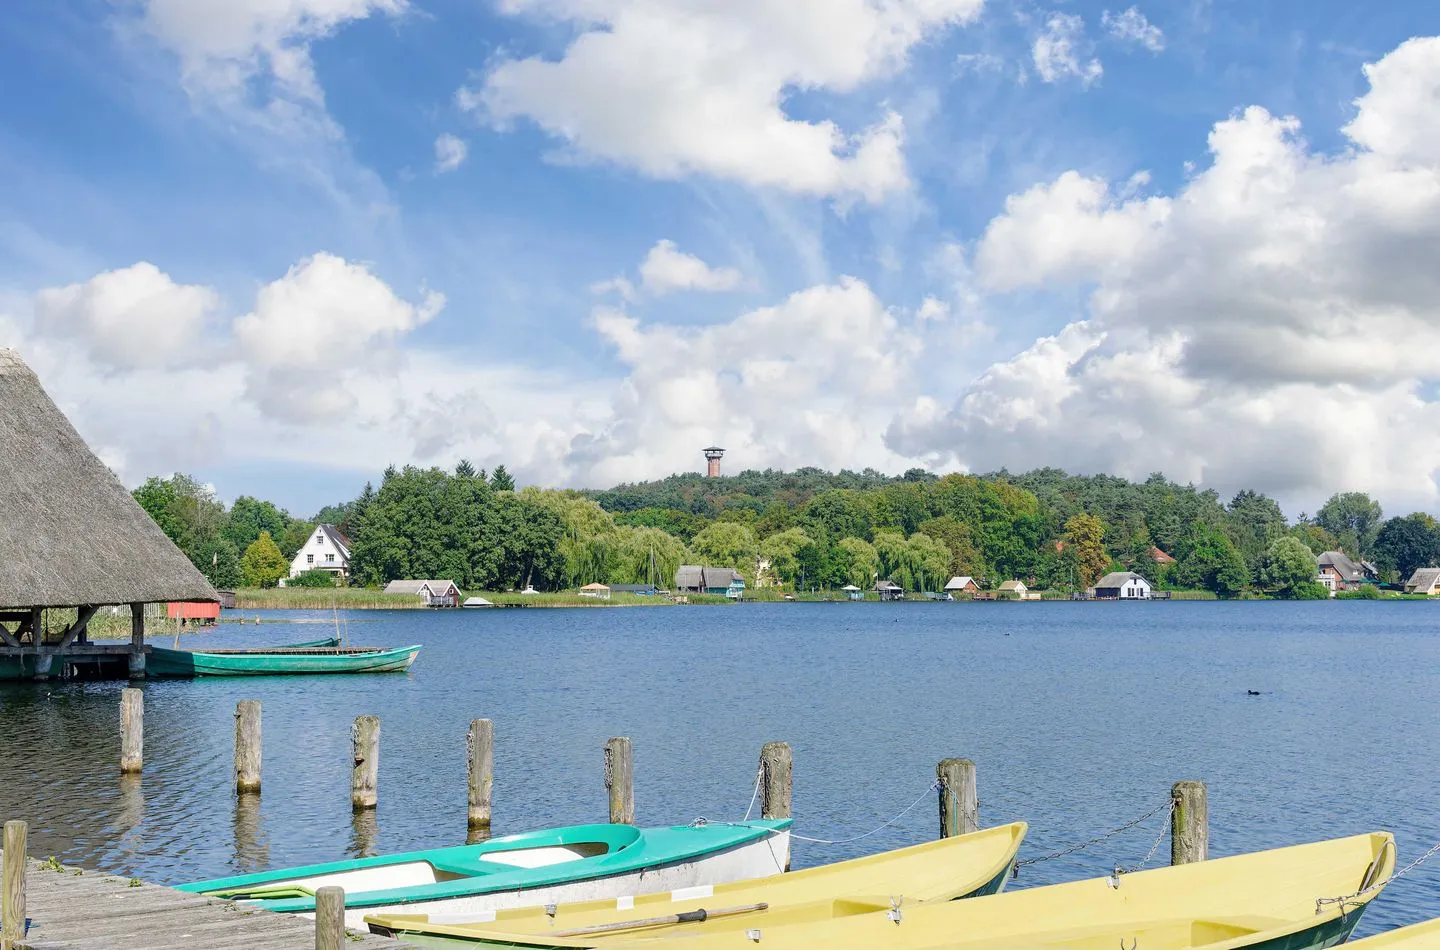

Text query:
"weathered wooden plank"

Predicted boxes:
[[3, 821, 25, 945]]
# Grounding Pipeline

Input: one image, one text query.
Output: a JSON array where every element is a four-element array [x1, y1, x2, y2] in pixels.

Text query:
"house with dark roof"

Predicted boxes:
[[1093, 571, 1152, 600], [873, 579, 905, 601], [0, 348, 217, 679], [289, 523, 351, 582], [1405, 568, 1440, 595], [1318, 551, 1373, 592], [674, 566, 745, 596]]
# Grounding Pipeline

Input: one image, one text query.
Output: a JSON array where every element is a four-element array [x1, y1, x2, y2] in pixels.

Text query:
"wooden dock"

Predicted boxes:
[[2, 851, 407, 949]]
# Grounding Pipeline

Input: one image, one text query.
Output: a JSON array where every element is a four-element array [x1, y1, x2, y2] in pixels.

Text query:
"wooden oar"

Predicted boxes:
[[551, 903, 769, 937]]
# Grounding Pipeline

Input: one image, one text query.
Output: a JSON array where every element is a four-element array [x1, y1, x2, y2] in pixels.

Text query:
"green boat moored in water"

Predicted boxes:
[[146, 636, 420, 676]]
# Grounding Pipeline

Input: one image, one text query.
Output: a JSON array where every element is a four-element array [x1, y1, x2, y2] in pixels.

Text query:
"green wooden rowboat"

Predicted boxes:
[[146, 636, 421, 676], [178, 820, 794, 929]]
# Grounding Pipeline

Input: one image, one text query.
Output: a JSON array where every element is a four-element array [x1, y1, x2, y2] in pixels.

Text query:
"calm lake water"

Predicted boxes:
[[2, 601, 1439, 937]]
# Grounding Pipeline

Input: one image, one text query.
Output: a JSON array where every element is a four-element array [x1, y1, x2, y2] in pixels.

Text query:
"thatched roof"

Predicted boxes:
[[0, 349, 218, 609]]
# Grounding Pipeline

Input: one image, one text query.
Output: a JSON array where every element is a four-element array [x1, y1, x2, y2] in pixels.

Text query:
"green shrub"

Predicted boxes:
[[289, 569, 339, 588], [1290, 581, 1331, 600]]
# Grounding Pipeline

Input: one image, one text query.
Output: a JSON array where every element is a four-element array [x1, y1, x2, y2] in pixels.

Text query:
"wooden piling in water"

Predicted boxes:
[[127, 602, 146, 678], [2, 820, 25, 949], [604, 737, 634, 824], [314, 885, 345, 950], [759, 742, 792, 820], [467, 719, 494, 832], [937, 758, 978, 838], [1171, 780, 1208, 865], [119, 688, 143, 774], [235, 700, 262, 793], [352, 716, 379, 810]]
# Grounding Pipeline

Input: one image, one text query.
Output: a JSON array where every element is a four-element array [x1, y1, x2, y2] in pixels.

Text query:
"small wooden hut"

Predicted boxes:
[[0, 349, 218, 679]]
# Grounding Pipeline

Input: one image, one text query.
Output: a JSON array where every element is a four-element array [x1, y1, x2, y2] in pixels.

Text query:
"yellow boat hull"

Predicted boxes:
[[1346, 918, 1440, 948], [596, 831, 1395, 950], [366, 821, 1027, 947]]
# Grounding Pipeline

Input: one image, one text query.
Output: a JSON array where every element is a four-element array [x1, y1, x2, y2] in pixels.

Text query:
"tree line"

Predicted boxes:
[[132, 463, 1440, 597]]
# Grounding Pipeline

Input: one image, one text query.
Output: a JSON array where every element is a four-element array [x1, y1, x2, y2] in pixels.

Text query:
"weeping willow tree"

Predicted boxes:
[[612, 526, 690, 586], [521, 488, 619, 587], [873, 529, 953, 592]]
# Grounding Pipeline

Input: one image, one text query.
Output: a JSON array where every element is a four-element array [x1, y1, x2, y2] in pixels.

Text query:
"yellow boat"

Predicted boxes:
[[1347, 918, 1440, 948], [365, 822, 1027, 947], [587, 831, 1394, 950]]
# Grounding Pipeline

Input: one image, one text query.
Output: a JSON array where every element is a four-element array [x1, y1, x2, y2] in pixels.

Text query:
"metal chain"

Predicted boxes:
[[1014, 797, 1178, 871], [788, 781, 943, 845], [1118, 799, 1177, 873], [941, 785, 982, 832], [1316, 837, 1440, 915]]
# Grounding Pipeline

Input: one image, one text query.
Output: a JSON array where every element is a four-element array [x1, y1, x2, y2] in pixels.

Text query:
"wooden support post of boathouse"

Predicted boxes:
[[1171, 780, 1208, 865], [119, 688, 143, 774], [937, 758, 978, 838], [351, 716, 380, 810], [314, 886, 346, 950], [235, 700, 262, 793], [604, 737, 634, 824], [467, 719, 494, 833], [759, 741, 793, 819], [128, 602, 146, 678], [2, 820, 24, 949]]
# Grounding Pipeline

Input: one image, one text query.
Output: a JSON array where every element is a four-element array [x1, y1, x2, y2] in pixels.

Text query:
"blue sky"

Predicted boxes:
[[2, 0, 1440, 519]]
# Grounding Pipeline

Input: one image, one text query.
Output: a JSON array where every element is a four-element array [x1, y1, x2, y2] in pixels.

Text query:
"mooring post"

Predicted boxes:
[[467, 719, 493, 832], [127, 602, 146, 678], [2, 820, 25, 948], [759, 741, 793, 819], [120, 688, 143, 774], [604, 737, 634, 824], [314, 885, 345, 950], [1171, 780, 1208, 865], [351, 716, 379, 810], [937, 758, 978, 838], [235, 700, 262, 793]]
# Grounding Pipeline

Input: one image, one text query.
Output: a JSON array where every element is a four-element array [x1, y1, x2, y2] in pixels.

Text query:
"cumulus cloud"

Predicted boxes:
[[569, 276, 924, 484], [32, 262, 219, 371], [1032, 13, 1103, 85], [890, 36, 1440, 511], [1102, 7, 1165, 52], [136, 0, 407, 104], [232, 253, 444, 423], [639, 240, 744, 295], [460, 0, 985, 201], [434, 133, 468, 173]]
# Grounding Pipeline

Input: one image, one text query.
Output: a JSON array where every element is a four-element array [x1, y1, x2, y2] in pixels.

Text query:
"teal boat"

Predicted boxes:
[[146, 636, 421, 676], [179, 820, 793, 929]]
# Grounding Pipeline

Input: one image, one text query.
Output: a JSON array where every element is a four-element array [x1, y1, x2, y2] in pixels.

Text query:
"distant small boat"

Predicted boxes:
[[179, 820, 792, 930], [463, 597, 495, 608], [147, 636, 420, 677], [364, 822, 1026, 947]]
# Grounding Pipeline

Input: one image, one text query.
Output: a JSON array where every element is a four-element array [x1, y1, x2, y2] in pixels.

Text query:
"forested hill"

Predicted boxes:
[[132, 462, 1433, 600]]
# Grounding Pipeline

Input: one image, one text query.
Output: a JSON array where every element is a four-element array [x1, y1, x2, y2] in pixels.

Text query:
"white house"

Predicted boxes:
[[289, 524, 351, 581], [1093, 571, 1152, 600], [383, 579, 461, 607]]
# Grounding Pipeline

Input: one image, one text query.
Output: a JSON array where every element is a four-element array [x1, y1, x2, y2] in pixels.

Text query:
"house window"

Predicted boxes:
[[326, 553, 335, 563], [316, 535, 324, 545], [306, 554, 314, 564]]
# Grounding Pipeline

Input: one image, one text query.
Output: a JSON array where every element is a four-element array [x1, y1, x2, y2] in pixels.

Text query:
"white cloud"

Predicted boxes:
[[891, 36, 1440, 512], [916, 296, 950, 321], [32, 262, 219, 371], [568, 276, 924, 484], [1102, 7, 1165, 52], [955, 52, 1006, 74], [136, 0, 407, 104], [233, 252, 444, 423], [639, 240, 744, 295], [434, 133, 468, 174], [1032, 13, 1103, 85], [588, 276, 637, 301], [461, 0, 986, 201]]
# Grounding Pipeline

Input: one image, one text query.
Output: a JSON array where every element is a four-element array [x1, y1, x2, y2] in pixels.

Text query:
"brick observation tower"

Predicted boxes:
[[704, 446, 725, 477]]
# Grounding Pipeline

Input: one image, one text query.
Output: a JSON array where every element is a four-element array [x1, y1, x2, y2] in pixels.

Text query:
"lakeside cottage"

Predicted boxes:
[[1405, 568, 1440, 595], [289, 523, 351, 582], [874, 579, 905, 601], [674, 566, 745, 596], [383, 579, 461, 607], [1317, 551, 1375, 592], [998, 580, 1027, 596], [0, 348, 218, 680], [1093, 571, 1153, 600], [944, 576, 979, 594]]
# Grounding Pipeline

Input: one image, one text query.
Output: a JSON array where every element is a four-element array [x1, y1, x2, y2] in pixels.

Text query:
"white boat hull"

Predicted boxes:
[[297, 829, 791, 929]]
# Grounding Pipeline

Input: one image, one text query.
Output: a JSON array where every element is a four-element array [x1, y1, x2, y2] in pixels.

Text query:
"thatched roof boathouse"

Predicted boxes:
[[0, 348, 217, 680]]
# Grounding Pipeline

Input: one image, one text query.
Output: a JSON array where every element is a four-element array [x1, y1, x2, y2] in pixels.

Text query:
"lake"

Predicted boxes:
[[2, 600, 1438, 937]]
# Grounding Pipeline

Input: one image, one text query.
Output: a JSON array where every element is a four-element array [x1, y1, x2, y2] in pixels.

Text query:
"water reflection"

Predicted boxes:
[[113, 774, 145, 861], [232, 793, 268, 873], [349, 809, 378, 859], [466, 826, 492, 846]]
